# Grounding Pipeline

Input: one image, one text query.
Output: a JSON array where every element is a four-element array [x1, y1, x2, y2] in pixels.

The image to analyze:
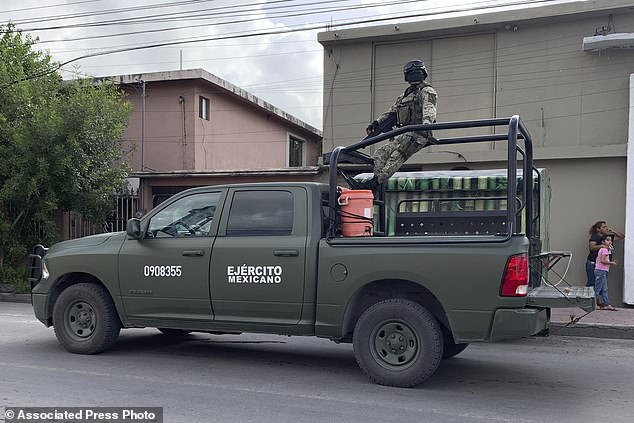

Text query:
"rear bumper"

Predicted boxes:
[[489, 308, 548, 340]]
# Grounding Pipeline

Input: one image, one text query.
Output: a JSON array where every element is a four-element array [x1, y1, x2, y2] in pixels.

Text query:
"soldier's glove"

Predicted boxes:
[[366, 121, 380, 135]]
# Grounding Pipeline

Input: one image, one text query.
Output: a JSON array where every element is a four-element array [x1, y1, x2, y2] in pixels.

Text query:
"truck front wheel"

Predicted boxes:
[[53, 283, 121, 354], [353, 299, 443, 387]]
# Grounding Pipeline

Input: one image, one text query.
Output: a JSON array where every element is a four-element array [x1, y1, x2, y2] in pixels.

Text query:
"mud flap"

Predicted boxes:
[[526, 285, 595, 313]]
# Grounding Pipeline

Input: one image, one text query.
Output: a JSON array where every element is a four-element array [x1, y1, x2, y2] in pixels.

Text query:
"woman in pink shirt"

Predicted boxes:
[[594, 234, 618, 311]]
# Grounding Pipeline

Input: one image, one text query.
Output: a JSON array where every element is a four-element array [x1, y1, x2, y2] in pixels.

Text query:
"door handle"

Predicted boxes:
[[273, 249, 299, 257], [182, 250, 204, 257]]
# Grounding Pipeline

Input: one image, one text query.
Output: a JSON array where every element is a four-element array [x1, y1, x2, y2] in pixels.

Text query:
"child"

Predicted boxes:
[[594, 234, 618, 311]]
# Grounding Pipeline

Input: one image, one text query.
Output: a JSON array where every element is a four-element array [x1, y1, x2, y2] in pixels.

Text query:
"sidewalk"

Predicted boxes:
[[550, 306, 634, 340], [0, 293, 30, 303]]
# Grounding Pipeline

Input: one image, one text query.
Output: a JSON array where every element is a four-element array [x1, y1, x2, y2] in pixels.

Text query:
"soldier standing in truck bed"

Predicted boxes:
[[364, 59, 438, 189]]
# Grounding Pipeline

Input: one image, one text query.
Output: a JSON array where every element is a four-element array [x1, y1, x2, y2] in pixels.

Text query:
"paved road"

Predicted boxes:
[[1, 302, 632, 423]]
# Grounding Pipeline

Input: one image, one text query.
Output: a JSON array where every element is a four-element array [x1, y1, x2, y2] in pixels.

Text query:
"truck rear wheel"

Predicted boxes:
[[53, 283, 121, 354], [353, 299, 443, 387]]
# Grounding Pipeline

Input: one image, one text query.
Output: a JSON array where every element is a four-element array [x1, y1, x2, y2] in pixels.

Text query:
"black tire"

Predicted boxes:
[[157, 328, 192, 336], [353, 299, 443, 387], [52, 283, 121, 354], [442, 331, 469, 359]]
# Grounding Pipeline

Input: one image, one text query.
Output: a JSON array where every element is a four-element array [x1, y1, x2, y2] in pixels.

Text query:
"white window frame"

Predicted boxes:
[[199, 95, 210, 120], [287, 133, 306, 167]]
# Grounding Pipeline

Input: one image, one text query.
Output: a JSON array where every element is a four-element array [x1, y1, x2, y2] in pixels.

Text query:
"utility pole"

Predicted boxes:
[[139, 79, 146, 214], [140, 79, 146, 172]]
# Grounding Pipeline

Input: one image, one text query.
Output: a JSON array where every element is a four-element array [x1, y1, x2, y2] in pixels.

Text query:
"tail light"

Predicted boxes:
[[500, 253, 528, 297]]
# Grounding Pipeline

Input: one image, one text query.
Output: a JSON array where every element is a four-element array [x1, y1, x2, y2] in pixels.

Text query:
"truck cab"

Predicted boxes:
[[120, 183, 325, 333]]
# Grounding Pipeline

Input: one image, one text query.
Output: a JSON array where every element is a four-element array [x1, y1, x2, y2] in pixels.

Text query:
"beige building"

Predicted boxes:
[[97, 69, 322, 210], [318, 0, 634, 304]]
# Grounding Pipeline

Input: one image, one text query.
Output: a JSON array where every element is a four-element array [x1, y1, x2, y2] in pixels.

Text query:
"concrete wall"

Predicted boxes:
[[319, 1, 634, 303], [194, 82, 318, 170], [322, 13, 634, 157], [124, 80, 195, 172], [539, 157, 627, 302]]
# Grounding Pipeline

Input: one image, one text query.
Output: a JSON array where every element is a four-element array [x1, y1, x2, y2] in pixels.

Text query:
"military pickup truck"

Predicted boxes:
[[28, 116, 594, 387]]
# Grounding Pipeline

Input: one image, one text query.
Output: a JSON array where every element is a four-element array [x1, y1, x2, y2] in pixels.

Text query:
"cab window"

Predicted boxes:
[[147, 192, 221, 238], [226, 190, 293, 236]]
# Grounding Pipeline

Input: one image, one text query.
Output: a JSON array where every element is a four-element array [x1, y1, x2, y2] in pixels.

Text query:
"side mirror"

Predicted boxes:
[[126, 218, 142, 240]]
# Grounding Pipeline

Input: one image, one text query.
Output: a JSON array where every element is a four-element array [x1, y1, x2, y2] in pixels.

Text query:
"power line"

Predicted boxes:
[[60, 27, 585, 91], [51, 37, 316, 54], [2, 0, 217, 26], [27, 0, 424, 43], [62, 26, 631, 118], [0, 0, 107, 15], [1, 0, 569, 88]]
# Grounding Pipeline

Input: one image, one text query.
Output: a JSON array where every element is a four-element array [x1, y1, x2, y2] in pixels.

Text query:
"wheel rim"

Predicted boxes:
[[371, 320, 419, 370], [64, 300, 97, 341]]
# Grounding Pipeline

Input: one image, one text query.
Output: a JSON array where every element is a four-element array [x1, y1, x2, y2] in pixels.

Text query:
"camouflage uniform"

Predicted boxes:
[[372, 82, 437, 183]]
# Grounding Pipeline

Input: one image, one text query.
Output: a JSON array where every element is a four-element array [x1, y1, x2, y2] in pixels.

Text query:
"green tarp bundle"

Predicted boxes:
[[354, 169, 550, 248]]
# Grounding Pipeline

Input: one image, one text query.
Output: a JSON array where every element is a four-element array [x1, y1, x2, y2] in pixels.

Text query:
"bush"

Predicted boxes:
[[0, 265, 29, 293]]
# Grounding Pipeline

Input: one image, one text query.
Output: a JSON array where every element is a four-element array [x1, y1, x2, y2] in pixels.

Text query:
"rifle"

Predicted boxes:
[[365, 111, 437, 144], [364, 112, 397, 140], [321, 114, 397, 166]]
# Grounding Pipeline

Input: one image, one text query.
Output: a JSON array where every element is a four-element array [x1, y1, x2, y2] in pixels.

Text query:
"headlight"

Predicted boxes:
[[42, 260, 50, 280]]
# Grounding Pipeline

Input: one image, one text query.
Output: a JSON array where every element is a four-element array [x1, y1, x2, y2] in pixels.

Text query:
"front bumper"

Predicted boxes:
[[31, 293, 50, 326], [489, 308, 548, 340]]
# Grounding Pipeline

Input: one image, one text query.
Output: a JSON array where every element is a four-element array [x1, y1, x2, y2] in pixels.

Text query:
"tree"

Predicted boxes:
[[0, 24, 132, 289]]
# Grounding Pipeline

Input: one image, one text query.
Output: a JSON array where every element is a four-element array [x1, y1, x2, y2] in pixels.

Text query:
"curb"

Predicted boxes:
[[0, 293, 31, 304], [549, 322, 634, 340]]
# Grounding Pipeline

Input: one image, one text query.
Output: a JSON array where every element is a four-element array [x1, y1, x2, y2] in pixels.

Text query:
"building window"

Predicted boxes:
[[289, 135, 304, 167], [199, 96, 210, 120]]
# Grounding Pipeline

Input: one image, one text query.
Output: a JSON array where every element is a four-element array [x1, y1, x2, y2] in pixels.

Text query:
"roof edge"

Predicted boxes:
[[94, 69, 322, 137], [130, 166, 322, 178], [318, 0, 634, 44]]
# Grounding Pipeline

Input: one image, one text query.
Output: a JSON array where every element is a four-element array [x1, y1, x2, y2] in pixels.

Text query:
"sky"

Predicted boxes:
[[1, 0, 581, 129]]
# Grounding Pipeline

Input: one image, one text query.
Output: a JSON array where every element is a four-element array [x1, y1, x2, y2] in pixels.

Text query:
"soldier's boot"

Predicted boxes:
[[361, 177, 380, 191]]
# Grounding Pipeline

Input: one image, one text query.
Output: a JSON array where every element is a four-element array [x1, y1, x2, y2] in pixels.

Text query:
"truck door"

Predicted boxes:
[[118, 190, 224, 323], [210, 187, 307, 325]]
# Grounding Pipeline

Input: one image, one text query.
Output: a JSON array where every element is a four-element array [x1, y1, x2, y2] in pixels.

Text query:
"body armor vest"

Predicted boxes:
[[396, 82, 428, 127]]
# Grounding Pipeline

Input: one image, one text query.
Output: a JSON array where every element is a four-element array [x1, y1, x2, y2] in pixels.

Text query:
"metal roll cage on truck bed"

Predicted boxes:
[[327, 116, 534, 242]]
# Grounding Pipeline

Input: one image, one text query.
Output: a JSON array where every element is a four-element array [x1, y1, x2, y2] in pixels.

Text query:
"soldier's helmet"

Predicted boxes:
[[403, 59, 428, 83]]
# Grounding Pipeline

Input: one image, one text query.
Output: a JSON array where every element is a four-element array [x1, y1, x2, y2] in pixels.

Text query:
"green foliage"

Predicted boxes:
[[0, 265, 29, 293], [0, 24, 132, 287]]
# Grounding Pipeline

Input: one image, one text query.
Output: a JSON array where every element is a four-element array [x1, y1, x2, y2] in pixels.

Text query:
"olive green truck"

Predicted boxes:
[[28, 117, 594, 387]]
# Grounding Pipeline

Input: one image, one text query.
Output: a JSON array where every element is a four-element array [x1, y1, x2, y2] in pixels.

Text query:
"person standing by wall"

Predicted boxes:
[[585, 221, 625, 291], [594, 234, 618, 311]]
